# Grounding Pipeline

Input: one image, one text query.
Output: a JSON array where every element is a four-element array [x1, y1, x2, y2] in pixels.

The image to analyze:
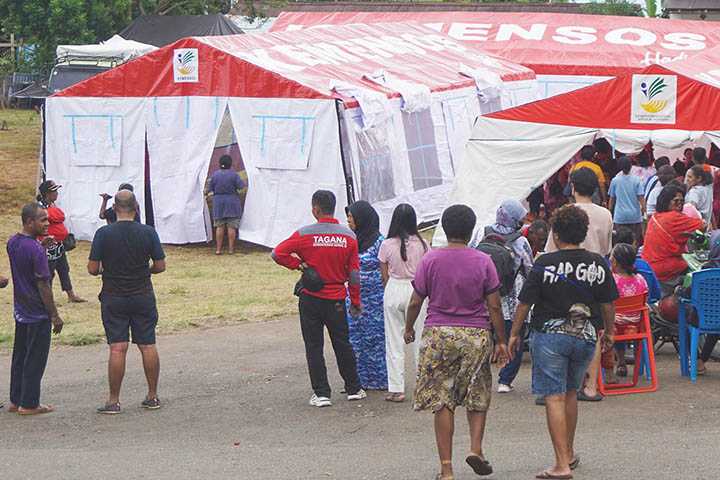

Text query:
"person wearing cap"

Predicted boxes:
[[99, 183, 141, 224], [37, 180, 85, 303]]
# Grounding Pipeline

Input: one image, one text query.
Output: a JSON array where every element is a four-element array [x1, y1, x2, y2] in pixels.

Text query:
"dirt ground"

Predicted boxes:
[[1, 317, 719, 480]]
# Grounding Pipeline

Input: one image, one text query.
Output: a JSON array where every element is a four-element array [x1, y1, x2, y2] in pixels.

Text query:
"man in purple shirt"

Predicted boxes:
[[404, 204, 509, 480], [7, 203, 63, 415]]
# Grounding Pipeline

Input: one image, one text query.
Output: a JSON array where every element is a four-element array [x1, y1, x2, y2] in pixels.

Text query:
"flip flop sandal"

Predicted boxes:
[[616, 365, 628, 377], [466, 454, 493, 476], [570, 456, 580, 470], [536, 471, 573, 479], [697, 366, 708, 376], [18, 404, 55, 415], [7, 404, 18, 413], [577, 390, 603, 402]]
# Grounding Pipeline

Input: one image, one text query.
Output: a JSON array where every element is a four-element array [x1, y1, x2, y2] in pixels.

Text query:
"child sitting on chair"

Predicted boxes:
[[602, 243, 648, 383]]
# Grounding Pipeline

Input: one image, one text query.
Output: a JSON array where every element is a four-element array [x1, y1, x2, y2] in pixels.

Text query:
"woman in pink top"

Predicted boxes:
[[378, 204, 428, 403], [602, 243, 648, 383]]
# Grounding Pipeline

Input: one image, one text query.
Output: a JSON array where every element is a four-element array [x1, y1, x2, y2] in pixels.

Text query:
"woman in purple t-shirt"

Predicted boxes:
[[206, 155, 245, 255], [404, 205, 509, 480]]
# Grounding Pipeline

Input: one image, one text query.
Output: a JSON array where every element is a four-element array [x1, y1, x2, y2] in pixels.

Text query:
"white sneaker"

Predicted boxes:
[[347, 389, 367, 401], [309, 394, 332, 407], [497, 384, 514, 394]]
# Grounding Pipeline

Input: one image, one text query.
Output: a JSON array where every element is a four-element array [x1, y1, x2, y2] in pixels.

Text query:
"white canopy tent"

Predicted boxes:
[[434, 52, 720, 244], [45, 23, 539, 246]]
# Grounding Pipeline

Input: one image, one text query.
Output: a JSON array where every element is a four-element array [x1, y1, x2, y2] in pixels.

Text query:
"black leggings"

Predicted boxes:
[[701, 335, 720, 363], [48, 252, 73, 292]]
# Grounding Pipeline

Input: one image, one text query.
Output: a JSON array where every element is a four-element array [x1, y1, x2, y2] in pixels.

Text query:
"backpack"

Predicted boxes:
[[475, 227, 522, 297]]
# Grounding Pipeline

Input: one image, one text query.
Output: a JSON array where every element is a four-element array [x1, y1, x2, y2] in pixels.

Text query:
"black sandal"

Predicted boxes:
[[97, 402, 121, 414], [466, 454, 493, 476]]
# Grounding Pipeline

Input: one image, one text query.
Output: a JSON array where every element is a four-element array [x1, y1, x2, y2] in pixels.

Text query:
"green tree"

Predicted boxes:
[[0, 0, 231, 73], [580, 0, 643, 16]]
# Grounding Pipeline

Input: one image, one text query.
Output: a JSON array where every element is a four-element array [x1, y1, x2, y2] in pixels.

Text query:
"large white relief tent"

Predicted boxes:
[[45, 22, 539, 246], [434, 46, 720, 244]]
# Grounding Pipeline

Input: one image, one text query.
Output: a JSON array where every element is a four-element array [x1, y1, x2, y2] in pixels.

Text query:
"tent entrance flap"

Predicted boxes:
[[205, 108, 248, 244]]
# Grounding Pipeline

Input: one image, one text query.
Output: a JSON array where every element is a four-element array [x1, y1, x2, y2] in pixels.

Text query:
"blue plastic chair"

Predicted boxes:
[[678, 268, 720, 382]]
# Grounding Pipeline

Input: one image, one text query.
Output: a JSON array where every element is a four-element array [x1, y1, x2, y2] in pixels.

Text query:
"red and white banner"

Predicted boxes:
[[272, 12, 720, 77]]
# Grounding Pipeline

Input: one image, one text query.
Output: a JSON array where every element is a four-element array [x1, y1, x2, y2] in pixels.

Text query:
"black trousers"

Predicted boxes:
[[48, 252, 73, 292], [10, 321, 52, 409], [298, 294, 361, 398]]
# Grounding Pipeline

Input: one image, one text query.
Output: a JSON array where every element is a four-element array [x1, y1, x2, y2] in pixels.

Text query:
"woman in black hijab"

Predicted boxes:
[[345, 201, 387, 390]]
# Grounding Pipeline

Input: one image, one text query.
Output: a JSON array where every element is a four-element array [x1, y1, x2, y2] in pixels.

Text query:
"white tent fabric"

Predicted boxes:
[[145, 96, 228, 244], [45, 97, 147, 240], [227, 98, 347, 246], [56, 35, 157, 61]]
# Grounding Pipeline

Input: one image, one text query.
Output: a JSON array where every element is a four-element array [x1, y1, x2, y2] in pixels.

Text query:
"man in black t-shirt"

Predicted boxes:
[[508, 205, 618, 480], [99, 183, 141, 224], [88, 190, 166, 414]]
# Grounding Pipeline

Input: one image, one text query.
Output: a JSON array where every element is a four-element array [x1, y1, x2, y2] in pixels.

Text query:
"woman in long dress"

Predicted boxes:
[[346, 201, 387, 390]]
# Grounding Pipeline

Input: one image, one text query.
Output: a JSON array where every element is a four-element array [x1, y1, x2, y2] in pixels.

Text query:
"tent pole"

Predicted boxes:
[[335, 100, 355, 205]]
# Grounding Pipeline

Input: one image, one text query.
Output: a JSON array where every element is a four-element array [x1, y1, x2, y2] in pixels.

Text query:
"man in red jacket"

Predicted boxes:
[[272, 190, 365, 408]]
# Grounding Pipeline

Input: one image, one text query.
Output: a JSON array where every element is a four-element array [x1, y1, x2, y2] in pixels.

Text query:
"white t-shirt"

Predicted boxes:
[[686, 184, 714, 225], [646, 182, 663, 217]]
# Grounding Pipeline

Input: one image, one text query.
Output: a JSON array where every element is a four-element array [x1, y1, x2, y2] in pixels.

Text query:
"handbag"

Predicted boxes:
[[62, 233, 77, 252], [293, 266, 325, 297]]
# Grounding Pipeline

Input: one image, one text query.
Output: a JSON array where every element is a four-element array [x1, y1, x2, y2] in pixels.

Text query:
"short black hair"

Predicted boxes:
[[656, 183, 686, 213], [442, 204, 476, 242], [618, 156, 632, 174], [118, 183, 134, 192], [219, 155, 233, 169], [570, 167, 599, 197], [311, 190, 336, 215], [693, 147, 707, 164], [654, 156, 670, 170], [594, 138, 612, 155], [580, 145, 595, 161], [614, 227, 635, 246], [637, 151, 651, 168], [21, 203, 43, 225], [657, 165, 677, 186], [528, 218, 549, 235], [550, 204, 589, 246], [673, 160, 687, 177]]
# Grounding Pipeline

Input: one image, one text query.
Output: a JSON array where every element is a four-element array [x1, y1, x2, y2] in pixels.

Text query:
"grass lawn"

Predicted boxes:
[[0, 108, 298, 347]]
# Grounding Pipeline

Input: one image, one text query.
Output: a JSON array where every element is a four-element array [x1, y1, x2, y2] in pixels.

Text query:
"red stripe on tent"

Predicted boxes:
[[55, 22, 535, 100], [486, 64, 720, 131], [56, 38, 332, 99], [272, 12, 720, 78]]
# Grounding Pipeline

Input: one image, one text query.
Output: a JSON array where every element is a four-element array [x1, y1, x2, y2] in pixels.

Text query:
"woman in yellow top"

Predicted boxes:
[[571, 145, 607, 205]]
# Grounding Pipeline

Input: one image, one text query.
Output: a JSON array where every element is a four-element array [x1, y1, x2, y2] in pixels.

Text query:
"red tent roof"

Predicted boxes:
[[486, 59, 720, 131], [271, 12, 720, 77], [56, 22, 534, 100]]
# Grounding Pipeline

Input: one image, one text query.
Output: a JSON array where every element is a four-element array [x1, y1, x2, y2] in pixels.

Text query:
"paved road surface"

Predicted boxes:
[[1, 318, 719, 479]]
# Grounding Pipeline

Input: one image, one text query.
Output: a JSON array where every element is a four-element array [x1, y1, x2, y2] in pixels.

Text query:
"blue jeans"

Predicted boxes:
[[530, 331, 595, 398], [499, 320, 525, 386]]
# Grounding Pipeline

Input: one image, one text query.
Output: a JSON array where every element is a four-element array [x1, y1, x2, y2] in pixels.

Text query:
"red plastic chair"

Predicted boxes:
[[598, 293, 658, 396]]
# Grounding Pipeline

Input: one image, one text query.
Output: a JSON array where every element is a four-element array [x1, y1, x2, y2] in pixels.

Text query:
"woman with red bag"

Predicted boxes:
[[37, 180, 85, 303]]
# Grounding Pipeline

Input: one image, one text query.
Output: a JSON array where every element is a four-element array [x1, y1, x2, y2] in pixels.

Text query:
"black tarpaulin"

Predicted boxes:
[[119, 14, 243, 47]]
